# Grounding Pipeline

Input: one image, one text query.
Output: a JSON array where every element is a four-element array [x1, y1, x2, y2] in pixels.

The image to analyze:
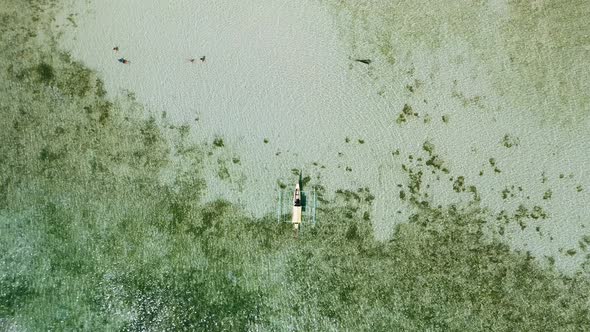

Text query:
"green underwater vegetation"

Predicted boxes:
[[323, 0, 590, 126], [0, 0, 589, 331]]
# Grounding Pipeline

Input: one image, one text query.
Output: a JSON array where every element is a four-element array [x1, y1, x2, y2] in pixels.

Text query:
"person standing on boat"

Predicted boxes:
[[292, 183, 302, 236]]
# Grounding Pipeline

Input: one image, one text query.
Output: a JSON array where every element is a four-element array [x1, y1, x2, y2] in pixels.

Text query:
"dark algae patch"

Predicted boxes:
[[501, 134, 519, 148], [212, 136, 224, 147], [395, 103, 418, 124], [34, 62, 54, 83], [0, 0, 589, 330]]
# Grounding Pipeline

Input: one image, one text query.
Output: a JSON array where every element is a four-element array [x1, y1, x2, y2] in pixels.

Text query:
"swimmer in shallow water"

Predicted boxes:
[[354, 59, 371, 65], [118, 58, 130, 64], [188, 56, 206, 63], [113, 46, 119, 52]]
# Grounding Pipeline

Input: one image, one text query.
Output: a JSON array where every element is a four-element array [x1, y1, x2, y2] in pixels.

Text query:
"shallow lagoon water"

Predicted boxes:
[[57, 0, 590, 273], [57, 0, 401, 230], [2, 0, 590, 329]]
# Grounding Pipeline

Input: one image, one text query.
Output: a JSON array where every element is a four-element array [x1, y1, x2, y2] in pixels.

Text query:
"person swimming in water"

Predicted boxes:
[[113, 46, 119, 52], [354, 59, 371, 65], [188, 56, 206, 63], [118, 58, 130, 64]]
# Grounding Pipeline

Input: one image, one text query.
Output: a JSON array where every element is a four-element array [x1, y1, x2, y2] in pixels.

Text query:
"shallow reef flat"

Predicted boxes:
[[320, 0, 590, 272], [0, 0, 589, 330], [56, 0, 590, 276]]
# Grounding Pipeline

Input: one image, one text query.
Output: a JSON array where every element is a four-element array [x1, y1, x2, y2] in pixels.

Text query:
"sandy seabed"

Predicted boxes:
[[57, 0, 590, 273]]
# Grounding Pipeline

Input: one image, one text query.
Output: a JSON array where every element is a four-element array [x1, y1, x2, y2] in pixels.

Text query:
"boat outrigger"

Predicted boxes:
[[292, 183, 302, 233]]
